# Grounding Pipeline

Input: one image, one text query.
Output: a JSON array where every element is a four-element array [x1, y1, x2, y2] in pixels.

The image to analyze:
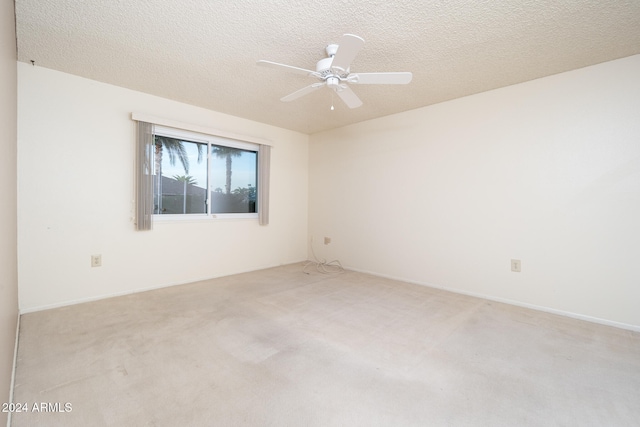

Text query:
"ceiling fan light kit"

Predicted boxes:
[[257, 34, 412, 109]]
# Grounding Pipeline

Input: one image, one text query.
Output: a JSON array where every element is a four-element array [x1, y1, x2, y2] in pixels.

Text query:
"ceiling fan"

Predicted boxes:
[[257, 34, 412, 109]]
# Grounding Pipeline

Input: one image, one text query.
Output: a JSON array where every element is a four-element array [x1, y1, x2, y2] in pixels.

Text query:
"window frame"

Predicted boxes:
[[153, 125, 260, 221]]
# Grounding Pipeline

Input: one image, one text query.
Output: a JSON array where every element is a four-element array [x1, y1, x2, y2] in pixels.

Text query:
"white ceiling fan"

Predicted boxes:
[[257, 34, 412, 109]]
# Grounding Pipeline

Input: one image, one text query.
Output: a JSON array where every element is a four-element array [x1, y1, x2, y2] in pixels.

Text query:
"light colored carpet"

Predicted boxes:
[[11, 263, 640, 426]]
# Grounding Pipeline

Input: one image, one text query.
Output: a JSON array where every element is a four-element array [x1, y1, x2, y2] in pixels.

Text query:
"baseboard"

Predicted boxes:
[[19, 260, 308, 314], [345, 266, 640, 333], [19, 262, 639, 332], [7, 313, 20, 427], [19, 280, 211, 314]]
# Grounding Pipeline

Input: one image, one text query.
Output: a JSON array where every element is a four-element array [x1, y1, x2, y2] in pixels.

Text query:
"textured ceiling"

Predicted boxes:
[[15, 0, 640, 134]]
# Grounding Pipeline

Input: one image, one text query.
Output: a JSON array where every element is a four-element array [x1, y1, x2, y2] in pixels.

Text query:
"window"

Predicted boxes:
[[153, 125, 259, 218]]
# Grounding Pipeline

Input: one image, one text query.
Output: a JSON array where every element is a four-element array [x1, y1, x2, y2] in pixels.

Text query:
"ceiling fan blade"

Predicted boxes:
[[257, 60, 318, 77], [336, 85, 363, 109], [330, 34, 365, 73], [281, 83, 324, 102], [349, 72, 413, 85]]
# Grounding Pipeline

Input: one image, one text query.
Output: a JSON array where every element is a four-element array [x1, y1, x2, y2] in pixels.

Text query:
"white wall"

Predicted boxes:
[[309, 55, 640, 330], [17, 64, 309, 312], [0, 1, 18, 425]]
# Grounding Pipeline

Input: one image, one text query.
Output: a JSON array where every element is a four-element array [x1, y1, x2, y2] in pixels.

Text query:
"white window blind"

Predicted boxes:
[[135, 121, 154, 230]]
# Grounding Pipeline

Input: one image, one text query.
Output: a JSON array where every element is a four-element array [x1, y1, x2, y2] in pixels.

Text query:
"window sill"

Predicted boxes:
[[153, 213, 258, 222]]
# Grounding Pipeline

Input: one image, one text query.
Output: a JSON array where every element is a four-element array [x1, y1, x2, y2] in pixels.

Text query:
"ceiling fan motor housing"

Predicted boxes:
[[317, 44, 350, 79], [316, 56, 346, 79]]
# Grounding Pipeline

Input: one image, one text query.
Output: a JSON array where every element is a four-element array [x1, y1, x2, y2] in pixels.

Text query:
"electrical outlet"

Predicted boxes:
[[91, 255, 102, 267], [511, 259, 521, 272], [324, 237, 331, 245]]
